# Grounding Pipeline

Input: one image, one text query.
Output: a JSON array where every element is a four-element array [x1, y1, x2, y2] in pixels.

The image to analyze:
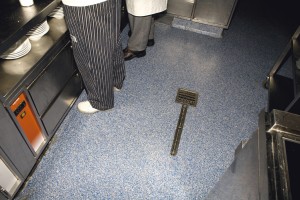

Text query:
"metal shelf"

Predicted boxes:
[[268, 74, 294, 112], [292, 29, 300, 94], [0, 0, 61, 55], [0, 17, 68, 103], [265, 26, 300, 115]]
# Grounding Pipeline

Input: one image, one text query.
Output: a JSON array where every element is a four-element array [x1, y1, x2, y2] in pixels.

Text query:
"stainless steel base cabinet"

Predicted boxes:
[[0, 156, 21, 199], [27, 42, 82, 137], [0, 104, 35, 178], [42, 73, 83, 135], [28, 44, 77, 117]]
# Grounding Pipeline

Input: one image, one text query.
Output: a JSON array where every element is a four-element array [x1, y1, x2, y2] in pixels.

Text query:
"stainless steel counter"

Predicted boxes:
[[0, 18, 67, 102], [206, 131, 259, 199], [0, 0, 61, 55], [206, 110, 300, 200], [0, 2, 84, 199]]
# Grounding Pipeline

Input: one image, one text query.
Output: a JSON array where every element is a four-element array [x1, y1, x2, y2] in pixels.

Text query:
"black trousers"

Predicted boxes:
[[63, 0, 125, 110]]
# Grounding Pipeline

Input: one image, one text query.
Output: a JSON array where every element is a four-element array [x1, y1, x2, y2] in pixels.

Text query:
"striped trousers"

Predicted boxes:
[[63, 0, 125, 110]]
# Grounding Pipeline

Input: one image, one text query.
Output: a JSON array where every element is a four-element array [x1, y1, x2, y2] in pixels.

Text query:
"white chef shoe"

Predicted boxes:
[[77, 101, 99, 114], [113, 87, 121, 92]]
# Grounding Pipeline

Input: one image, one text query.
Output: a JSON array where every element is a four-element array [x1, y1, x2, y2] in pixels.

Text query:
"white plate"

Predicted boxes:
[[1, 38, 29, 55], [0, 41, 31, 59], [27, 21, 48, 36], [28, 23, 49, 41], [48, 6, 64, 18], [48, 13, 64, 19], [1, 42, 31, 58], [1, 38, 30, 56]]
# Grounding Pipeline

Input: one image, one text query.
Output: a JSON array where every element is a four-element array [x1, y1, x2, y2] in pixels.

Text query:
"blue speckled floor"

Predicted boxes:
[[17, 1, 296, 199]]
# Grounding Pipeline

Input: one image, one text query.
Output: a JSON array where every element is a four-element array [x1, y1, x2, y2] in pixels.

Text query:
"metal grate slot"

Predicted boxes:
[[176, 88, 198, 107]]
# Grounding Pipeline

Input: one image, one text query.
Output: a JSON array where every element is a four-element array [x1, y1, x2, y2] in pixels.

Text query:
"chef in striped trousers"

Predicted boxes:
[[62, 0, 125, 113]]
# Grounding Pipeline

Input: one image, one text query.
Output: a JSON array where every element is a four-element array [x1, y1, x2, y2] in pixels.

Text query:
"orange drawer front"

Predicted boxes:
[[10, 93, 45, 152]]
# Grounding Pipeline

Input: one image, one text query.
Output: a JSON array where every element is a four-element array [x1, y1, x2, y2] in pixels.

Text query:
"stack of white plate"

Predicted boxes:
[[48, 6, 64, 19], [26, 20, 50, 41], [0, 38, 31, 60]]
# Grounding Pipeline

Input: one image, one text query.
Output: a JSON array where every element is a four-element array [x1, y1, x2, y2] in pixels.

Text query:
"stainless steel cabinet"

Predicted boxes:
[[0, 2, 83, 199], [28, 44, 77, 117], [28, 43, 82, 136], [42, 73, 82, 135], [167, 0, 238, 28], [0, 156, 21, 199], [0, 104, 35, 178], [0, 105, 34, 199], [167, 0, 195, 19]]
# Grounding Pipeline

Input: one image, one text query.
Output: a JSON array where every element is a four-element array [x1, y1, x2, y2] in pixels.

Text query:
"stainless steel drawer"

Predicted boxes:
[[42, 73, 82, 135], [29, 45, 76, 116]]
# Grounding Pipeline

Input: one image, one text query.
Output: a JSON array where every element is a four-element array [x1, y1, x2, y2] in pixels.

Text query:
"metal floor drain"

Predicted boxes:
[[171, 88, 199, 156]]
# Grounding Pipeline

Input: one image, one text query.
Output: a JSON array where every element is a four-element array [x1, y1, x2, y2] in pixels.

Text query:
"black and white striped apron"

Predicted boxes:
[[63, 0, 125, 110]]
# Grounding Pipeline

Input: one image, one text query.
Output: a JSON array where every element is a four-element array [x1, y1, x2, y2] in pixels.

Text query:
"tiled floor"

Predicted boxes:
[[16, 0, 298, 199]]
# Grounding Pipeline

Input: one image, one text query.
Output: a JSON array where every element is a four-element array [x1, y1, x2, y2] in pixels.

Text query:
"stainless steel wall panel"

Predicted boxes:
[[167, 0, 238, 29], [193, 0, 238, 28], [167, 0, 195, 19]]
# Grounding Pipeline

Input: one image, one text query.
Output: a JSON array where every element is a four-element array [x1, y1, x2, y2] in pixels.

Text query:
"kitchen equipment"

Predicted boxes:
[[10, 93, 45, 153], [0, 157, 20, 198]]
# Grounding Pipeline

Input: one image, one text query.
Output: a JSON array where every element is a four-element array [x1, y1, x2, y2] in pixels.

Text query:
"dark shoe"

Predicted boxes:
[[128, 30, 155, 47], [123, 48, 146, 61], [147, 39, 155, 47]]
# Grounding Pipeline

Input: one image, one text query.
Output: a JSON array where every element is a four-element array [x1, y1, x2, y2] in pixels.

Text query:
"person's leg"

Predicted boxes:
[[112, 0, 125, 90], [149, 16, 154, 40], [147, 16, 155, 46], [128, 12, 135, 36], [127, 14, 152, 51], [128, 15, 155, 47], [63, 1, 116, 111], [63, 5, 94, 99], [124, 14, 152, 60]]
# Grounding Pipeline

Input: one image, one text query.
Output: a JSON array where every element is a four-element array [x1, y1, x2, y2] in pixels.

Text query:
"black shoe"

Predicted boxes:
[[128, 30, 155, 47], [147, 39, 155, 47], [123, 48, 146, 61]]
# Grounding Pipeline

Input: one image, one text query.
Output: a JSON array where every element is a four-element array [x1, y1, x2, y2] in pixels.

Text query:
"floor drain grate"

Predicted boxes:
[[171, 88, 199, 156]]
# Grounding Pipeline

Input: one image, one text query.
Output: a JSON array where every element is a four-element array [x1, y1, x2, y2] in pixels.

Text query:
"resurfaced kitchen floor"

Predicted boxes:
[[16, 0, 298, 199]]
